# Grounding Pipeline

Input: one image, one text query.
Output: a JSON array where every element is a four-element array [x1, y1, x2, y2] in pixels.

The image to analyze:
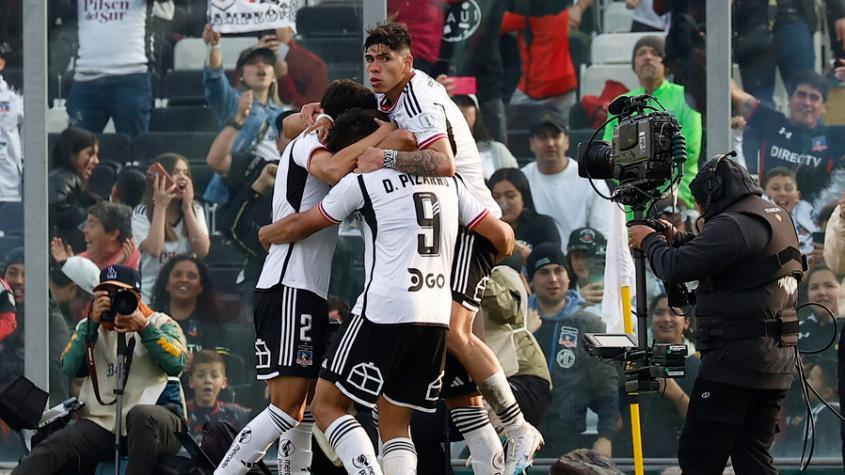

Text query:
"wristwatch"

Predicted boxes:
[[383, 149, 398, 169]]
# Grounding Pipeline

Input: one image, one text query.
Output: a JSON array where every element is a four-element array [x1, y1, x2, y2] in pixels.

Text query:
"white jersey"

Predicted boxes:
[[256, 131, 338, 297], [376, 70, 500, 218], [75, 0, 153, 80], [319, 170, 489, 326]]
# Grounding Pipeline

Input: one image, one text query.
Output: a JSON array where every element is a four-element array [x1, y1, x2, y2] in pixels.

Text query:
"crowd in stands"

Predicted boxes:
[[3, 0, 845, 471]]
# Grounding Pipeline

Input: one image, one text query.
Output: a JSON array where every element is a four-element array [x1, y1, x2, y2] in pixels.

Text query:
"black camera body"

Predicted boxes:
[[100, 289, 139, 329], [583, 334, 688, 393], [576, 95, 684, 206]]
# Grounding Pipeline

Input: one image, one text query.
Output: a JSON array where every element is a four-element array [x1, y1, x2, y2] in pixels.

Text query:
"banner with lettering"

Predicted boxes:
[[207, 0, 298, 34]]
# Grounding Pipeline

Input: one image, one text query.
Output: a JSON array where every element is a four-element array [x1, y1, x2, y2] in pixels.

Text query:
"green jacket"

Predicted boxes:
[[602, 80, 702, 208]]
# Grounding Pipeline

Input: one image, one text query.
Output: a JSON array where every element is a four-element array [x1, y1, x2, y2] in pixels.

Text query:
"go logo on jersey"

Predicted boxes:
[[408, 267, 446, 292]]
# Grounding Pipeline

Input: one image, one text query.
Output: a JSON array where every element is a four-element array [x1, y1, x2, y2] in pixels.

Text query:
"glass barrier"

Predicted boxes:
[[5, 0, 845, 472]]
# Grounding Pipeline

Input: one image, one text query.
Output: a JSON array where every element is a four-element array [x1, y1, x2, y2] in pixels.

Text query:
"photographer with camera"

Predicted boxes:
[[12, 265, 188, 475], [627, 157, 804, 474]]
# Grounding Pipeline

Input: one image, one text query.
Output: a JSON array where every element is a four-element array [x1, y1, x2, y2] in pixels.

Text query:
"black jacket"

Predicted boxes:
[[641, 159, 800, 390], [48, 168, 100, 253]]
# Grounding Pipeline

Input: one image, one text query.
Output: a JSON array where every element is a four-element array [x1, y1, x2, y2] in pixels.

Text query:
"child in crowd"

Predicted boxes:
[[763, 167, 818, 256], [186, 350, 251, 443]]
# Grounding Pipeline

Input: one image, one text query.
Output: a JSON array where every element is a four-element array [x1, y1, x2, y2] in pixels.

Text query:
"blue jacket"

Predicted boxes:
[[530, 291, 620, 451]]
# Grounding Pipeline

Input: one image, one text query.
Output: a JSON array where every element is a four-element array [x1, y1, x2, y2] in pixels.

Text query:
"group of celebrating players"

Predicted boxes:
[[214, 23, 545, 475]]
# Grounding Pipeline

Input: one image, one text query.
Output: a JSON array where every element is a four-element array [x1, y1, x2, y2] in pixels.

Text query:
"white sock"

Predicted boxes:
[[477, 370, 525, 430], [278, 409, 315, 475], [326, 415, 383, 475], [215, 404, 297, 475], [381, 437, 417, 475], [450, 407, 505, 473]]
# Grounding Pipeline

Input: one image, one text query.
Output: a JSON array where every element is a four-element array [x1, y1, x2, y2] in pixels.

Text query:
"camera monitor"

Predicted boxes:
[[583, 333, 637, 359]]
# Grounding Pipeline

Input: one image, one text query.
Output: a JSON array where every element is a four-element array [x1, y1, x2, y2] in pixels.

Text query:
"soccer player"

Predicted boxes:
[[214, 81, 407, 475], [354, 23, 544, 473], [260, 108, 515, 475]]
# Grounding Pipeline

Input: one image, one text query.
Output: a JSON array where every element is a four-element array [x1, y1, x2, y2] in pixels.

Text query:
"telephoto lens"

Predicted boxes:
[[111, 289, 139, 316]]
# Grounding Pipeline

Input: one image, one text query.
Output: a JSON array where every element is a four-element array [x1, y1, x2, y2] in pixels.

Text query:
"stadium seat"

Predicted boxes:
[[132, 132, 216, 163], [150, 106, 219, 132], [161, 70, 207, 105], [0, 202, 23, 236], [591, 32, 667, 65], [297, 5, 362, 37], [187, 160, 215, 196], [603, 1, 634, 33], [296, 37, 362, 64], [506, 104, 551, 131], [48, 133, 134, 166], [579, 64, 640, 98], [174, 37, 256, 70]]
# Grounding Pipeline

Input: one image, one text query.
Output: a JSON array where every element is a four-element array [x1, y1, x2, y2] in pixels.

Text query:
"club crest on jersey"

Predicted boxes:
[[811, 135, 828, 152], [559, 326, 579, 348], [296, 347, 313, 367]]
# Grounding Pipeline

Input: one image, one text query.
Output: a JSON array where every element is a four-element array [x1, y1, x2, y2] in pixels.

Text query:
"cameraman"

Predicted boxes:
[[628, 157, 804, 474], [13, 265, 188, 475]]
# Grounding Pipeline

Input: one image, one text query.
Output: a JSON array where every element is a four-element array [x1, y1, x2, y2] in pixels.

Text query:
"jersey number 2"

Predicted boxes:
[[413, 192, 441, 256]]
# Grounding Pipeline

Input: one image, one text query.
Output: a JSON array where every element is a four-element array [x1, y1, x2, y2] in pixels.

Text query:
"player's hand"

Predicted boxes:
[[258, 225, 272, 250], [202, 24, 220, 46], [628, 224, 658, 250], [300, 102, 322, 127], [355, 147, 386, 173], [305, 117, 333, 144], [236, 91, 253, 125]]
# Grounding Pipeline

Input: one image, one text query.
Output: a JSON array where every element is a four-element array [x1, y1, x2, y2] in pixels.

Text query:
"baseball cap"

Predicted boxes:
[[94, 265, 141, 293], [527, 243, 568, 280], [567, 227, 607, 257], [62, 256, 101, 296], [236, 46, 277, 70], [530, 111, 568, 136]]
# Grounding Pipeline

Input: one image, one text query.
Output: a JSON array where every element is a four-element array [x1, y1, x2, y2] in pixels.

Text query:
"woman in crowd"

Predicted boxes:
[[799, 265, 842, 361], [48, 127, 100, 253], [202, 24, 286, 204], [133, 153, 210, 303], [51, 201, 140, 270], [488, 168, 561, 262], [453, 94, 518, 178], [150, 254, 226, 356]]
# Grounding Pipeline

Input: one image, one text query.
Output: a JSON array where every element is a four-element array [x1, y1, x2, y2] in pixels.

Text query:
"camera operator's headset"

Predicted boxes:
[[699, 150, 740, 212]]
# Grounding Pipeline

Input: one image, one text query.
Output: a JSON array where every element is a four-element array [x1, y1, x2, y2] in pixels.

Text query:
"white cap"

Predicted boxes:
[[61, 256, 100, 295]]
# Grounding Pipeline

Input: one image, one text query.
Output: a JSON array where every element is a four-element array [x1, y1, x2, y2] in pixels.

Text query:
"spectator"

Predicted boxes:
[[48, 256, 99, 325], [627, 0, 671, 32], [522, 112, 611, 243], [53, 0, 161, 136], [489, 168, 561, 262], [133, 153, 210, 302], [763, 167, 818, 257], [453, 94, 518, 179], [0, 277, 15, 342], [203, 25, 285, 205], [48, 127, 101, 253], [110, 167, 147, 209], [186, 350, 251, 444], [733, 0, 777, 105], [526, 244, 619, 458], [480, 265, 552, 428], [0, 247, 71, 405], [732, 70, 845, 208], [772, 1, 845, 90], [387, 0, 444, 76], [501, 2, 578, 116], [634, 294, 700, 458], [602, 35, 702, 208], [51, 201, 141, 271], [566, 227, 607, 310], [798, 266, 842, 367], [259, 26, 329, 109], [0, 41, 22, 200], [825, 193, 845, 272], [150, 254, 227, 356], [11, 265, 187, 475]]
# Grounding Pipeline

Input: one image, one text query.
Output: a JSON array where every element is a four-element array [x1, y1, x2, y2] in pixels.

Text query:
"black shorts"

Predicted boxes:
[[320, 314, 447, 413], [451, 225, 496, 311], [440, 353, 478, 399], [253, 284, 329, 380]]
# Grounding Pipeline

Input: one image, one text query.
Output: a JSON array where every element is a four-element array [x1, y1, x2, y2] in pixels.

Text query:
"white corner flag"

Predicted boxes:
[[601, 204, 636, 334]]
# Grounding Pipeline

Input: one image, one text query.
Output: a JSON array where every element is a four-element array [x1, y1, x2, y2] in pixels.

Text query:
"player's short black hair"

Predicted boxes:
[[325, 108, 381, 154], [320, 79, 376, 120], [364, 22, 412, 53], [787, 70, 829, 102]]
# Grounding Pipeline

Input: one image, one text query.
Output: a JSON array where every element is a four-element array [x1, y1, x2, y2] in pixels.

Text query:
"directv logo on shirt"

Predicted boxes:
[[768, 145, 824, 168]]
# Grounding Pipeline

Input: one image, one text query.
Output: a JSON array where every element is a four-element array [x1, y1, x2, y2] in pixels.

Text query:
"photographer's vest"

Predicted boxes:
[[79, 312, 179, 436], [695, 196, 805, 351]]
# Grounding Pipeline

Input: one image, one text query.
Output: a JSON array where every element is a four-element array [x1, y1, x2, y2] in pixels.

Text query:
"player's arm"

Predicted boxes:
[[471, 214, 515, 262], [730, 79, 758, 120], [258, 207, 335, 247], [356, 137, 456, 176], [309, 121, 407, 185]]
